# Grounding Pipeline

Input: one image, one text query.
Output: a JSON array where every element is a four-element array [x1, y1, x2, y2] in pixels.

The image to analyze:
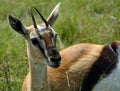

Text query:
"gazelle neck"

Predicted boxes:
[[29, 59, 48, 91], [26, 41, 49, 91]]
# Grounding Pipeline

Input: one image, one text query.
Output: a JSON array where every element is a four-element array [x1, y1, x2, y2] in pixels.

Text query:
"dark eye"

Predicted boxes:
[[31, 38, 39, 45]]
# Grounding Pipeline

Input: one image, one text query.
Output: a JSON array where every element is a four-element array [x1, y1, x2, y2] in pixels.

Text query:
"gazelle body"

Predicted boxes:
[[48, 42, 120, 91], [8, 3, 120, 91]]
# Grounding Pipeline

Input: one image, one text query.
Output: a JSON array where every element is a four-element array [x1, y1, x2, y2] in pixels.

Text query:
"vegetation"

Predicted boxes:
[[0, 0, 120, 91]]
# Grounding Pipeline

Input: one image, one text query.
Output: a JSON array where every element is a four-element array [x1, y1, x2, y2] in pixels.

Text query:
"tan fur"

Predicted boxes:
[[22, 40, 104, 91], [22, 72, 31, 91], [47, 44, 104, 91]]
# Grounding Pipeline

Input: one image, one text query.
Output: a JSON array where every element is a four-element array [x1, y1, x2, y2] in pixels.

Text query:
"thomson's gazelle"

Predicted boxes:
[[9, 3, 61, 91]]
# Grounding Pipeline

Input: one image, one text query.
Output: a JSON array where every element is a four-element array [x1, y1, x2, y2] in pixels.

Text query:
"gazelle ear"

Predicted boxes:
[[8, 14, 28, 37], [47, 2, 61, 26]]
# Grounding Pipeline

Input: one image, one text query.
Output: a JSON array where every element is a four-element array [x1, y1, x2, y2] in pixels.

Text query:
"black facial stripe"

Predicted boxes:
[[38, 42, 47, 59], [80, 43, 118, 91]]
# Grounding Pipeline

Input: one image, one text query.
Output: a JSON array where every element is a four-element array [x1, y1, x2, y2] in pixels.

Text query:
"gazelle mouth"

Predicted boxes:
[[50, 56, 61, 62], [48, 63, 60, 68], [47, 56, 61, 68]]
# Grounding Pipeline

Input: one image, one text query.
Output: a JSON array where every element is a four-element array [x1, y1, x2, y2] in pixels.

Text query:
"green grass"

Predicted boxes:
[[0, 0, 120, 91]]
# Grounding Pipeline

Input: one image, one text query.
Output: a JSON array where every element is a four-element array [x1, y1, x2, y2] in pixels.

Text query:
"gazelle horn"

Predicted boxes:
[[33, 7, 49, 28], [30, 10, 37, 29]]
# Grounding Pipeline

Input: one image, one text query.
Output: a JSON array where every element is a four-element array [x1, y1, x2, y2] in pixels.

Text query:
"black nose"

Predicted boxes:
[[47, 46, 61, 68], [50, 56, 61, 68], [50, 56, 61, 62]]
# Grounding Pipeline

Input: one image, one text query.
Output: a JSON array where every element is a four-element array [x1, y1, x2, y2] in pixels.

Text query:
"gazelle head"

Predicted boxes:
[[8, 3, 61, 68]]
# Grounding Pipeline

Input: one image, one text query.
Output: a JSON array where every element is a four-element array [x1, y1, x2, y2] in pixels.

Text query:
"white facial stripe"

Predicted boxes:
[[52, 29, 57, 46], [50, 28, 55, 44], [39, 39, 49, 59], [51, 37, 54, 45], [51, 28, 56, 34], [39, 40, 45, 49]]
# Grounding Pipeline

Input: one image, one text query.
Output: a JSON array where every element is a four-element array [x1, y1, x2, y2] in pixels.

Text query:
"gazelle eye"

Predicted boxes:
[[31, 38, 39, 45]]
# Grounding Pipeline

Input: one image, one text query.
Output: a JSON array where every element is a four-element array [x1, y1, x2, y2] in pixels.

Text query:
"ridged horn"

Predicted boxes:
[[30, 9, 38, 29], [33, 7, 49, 27]]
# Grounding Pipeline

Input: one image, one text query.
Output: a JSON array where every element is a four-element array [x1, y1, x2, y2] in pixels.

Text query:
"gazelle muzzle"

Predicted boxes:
[[47, 46, 61, 68]]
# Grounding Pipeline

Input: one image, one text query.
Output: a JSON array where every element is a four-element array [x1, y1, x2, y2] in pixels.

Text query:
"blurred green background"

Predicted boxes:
[[0, 0, 120, 91]]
